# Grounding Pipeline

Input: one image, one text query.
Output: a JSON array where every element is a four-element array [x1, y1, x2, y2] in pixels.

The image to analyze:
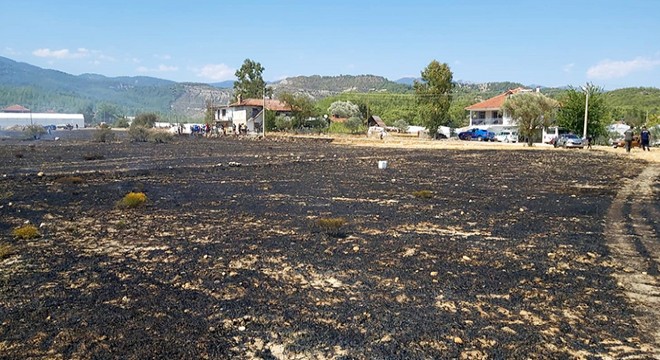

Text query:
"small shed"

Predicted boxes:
[[367, 115, 386, 127]]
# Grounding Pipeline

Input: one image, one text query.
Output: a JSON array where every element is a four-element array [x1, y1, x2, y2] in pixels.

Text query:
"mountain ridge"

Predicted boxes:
[[1, 56, 658, 121]]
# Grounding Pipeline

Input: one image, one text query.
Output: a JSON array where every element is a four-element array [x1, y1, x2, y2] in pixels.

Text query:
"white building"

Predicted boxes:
[[0, 105, 84, 129], [214, 98, 291, 132]]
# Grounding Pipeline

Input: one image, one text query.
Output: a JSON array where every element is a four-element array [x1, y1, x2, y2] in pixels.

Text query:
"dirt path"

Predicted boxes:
[[605, 164, 660, 357]]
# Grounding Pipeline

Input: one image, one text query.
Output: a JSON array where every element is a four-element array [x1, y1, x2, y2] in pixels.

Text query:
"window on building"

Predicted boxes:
[[478, 111, 486, 119]]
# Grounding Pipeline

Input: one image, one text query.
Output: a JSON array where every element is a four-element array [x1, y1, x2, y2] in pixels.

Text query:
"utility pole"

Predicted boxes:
[[582, 85, 589, 139]]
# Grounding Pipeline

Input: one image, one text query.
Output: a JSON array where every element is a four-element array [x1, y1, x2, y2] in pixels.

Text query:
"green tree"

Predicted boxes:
[[279, 92, 317, 129], [392, 119, 409, 133], [556, 83, 608, 138], [204, 100, 215, 125], [345, 116, 363, 134], [233, 59, 272, 102], [328, 100, 361, 118], [95, 103, 121, 123], [502, 92, 558, 146], [132, 113, 158, 128], [414, 60, 453, 135], [114, 117, 130, 128]]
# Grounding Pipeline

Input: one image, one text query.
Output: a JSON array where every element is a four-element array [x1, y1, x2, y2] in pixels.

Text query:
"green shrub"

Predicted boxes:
[[93, 127, 116, 143], [127, 125, 150, 142], [149, 130, 174, 143], [114, 117, 130, 128], [24, 124, 47, 140], [316, 217, 347, 237], [412, 190, 434, 199], [117, 192, 148, 208], [11, 224, 40, 240], [0, 243, 14, 259]]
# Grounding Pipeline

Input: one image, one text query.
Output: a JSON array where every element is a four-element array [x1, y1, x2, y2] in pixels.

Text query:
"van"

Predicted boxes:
[[542, 126, 570, 144]]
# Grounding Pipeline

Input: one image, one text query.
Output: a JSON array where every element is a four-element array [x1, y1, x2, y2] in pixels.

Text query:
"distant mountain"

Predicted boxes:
[[395, 77, 420, 85], [270, 74, 413, 98], [1, 56, 658, 123], [0, 56, 231, 119], [210, 80, 235, 89]]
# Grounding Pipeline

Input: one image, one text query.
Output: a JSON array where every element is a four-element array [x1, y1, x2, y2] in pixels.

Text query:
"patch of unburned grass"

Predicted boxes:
[[11, 224, 40, 240], [0, 243, 14, 259], [116, 192, 148, 209], [412, 190, 434, 199], [316, 217, 347, 237]]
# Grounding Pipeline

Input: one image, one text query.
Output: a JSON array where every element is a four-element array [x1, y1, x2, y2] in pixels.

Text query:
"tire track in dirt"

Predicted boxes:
[[605, 164, 660, 357]]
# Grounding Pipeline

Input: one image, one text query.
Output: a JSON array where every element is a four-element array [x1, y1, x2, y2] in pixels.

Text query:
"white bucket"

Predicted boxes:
[[378, 160, 388, 169]]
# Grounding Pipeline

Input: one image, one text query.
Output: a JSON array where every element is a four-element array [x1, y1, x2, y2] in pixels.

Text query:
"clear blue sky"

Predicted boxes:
[[2, 0, 659, 90]]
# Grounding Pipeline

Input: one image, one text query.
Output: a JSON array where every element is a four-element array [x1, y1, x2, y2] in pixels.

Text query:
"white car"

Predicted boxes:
[[495, 130, 518, 143]]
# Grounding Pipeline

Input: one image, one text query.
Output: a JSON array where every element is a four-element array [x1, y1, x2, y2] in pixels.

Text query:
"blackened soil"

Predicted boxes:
[[0, 136, 658, 359]]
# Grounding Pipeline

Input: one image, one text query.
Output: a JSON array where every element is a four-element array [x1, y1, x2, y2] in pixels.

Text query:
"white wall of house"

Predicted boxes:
[[0, 113, 84, 129]]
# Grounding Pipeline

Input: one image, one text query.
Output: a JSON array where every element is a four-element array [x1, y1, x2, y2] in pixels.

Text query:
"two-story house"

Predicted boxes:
[[214, 98, 292, 133], [464, 87, 536, 134]]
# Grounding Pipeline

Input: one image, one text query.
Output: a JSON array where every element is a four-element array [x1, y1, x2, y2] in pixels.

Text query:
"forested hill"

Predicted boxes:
[[0, 56, 231, 119], [1, 55, 658, 122]]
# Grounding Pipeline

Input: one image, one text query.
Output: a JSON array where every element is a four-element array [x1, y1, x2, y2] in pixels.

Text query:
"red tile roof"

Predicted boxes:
[[464, 87, 528, 111], [229, 98, 291, 112], [2, 104, 31, 113]]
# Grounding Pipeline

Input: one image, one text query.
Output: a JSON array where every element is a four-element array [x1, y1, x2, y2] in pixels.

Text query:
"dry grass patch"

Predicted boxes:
[[412, 190, 434, 199], [0, 243, 15, 259], [116, 192, 148, 209], [11, 224, 40, 240], [316, 217, 347, 237]]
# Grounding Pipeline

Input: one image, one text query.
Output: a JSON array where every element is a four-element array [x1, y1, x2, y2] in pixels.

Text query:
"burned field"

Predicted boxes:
[[1, 137, 658, 359]]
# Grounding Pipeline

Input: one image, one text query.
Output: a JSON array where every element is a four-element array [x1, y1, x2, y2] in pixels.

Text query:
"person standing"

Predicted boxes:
[[624, 127, 634, 153], [640, 126, 651, 151]]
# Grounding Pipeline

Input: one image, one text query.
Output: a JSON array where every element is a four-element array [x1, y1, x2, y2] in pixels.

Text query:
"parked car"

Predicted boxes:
[[554, 134, 584, 148], [458, 128, 495, 141], [495, 130, 518, 143]]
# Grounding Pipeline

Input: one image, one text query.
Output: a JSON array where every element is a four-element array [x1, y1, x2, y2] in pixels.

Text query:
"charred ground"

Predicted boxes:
[[0, 136, 658, 359]]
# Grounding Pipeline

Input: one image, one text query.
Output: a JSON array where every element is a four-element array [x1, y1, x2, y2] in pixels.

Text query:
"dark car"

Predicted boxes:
[[554, 134, 584, 149], [458, 128, 495, 141]]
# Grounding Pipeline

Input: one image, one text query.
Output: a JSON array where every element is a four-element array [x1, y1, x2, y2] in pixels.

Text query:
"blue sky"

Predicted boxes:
[[2, 0, 659, 90]]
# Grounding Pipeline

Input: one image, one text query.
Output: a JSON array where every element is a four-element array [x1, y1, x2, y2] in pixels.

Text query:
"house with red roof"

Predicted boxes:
[[2, 104, 31, 113], [464, 87, 536, 130], [213, 98, 292, 133]]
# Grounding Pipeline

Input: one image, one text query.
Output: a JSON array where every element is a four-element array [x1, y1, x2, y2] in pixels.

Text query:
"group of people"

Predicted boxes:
[[623, 126, 652, 152]]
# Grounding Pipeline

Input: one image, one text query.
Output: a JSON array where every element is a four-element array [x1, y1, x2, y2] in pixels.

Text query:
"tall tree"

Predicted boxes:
[[502, 92, 558, 146], [279, 92, 317, 129], [233, 59, 272, 102], [555, 83, 608, 137], [414, 60, 453, 135], [94, 103, 121, 123]]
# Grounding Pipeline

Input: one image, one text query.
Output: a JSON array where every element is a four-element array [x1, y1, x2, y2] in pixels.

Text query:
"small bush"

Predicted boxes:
[[0, 243, 14, 259], [128, 125, 150, 142], [55, 176, 85, 184], [83, 153, 105, 161], [24, 124, 47, 140], [117, 192, 148, 208], [93, 127, 116, 143], [12, 224, 40, 240], [149, 130, 174, 143], [316, 217, 347, 237], [412, 190, 434, 199]]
